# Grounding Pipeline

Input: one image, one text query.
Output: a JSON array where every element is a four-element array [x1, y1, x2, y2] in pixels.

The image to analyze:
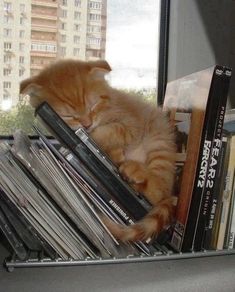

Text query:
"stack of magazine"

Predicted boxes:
[[0, 102, 167, 262]]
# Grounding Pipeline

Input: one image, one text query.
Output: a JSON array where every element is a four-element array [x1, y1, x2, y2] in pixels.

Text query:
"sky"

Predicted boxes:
[[105, 0, 160, 89]]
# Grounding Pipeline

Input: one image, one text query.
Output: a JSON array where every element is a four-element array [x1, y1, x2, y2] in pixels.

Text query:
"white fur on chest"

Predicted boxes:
[[125, 144, 146, 163]]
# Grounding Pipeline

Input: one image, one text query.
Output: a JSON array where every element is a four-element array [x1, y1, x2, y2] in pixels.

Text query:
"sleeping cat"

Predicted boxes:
[[20, 59, 176, 242]]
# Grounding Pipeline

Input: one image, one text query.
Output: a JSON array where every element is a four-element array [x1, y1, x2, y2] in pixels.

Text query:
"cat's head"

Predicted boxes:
[[20, 59, 112, 131]]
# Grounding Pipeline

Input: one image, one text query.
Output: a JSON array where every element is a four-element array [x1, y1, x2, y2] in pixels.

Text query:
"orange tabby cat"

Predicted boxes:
[[20, 59, 176, 242]]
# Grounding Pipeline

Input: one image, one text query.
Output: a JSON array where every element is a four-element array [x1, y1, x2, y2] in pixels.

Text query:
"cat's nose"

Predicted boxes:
[[80, 116, 92, 129]]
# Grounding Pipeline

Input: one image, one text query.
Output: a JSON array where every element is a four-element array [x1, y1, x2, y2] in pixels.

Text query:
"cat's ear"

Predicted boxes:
[[20, 81, 44, 107], [89, 60, 112, 80]]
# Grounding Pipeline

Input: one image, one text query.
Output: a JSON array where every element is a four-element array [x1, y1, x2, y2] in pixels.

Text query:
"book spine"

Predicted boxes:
[[217, 135, 235, 249], [228, 179, 235, 249], [225, 173, 235, 249], [35, 102, 150, 221], [181, 66, 228, 252], [193, 68, 231, 251], [203, 135, 228, 250]]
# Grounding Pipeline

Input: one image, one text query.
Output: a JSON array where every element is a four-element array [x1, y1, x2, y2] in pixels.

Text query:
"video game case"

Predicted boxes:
[[203, 134, 229, 250], [192, 67, 231, 251], [182, 66, 231, 252], [35, 102, 152, 221]]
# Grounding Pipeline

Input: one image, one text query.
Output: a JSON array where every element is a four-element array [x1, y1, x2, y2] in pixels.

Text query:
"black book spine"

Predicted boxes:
[[193, 68, 231, 251], [35, 102, 151, 221], [182, 65, 228, 252], [203, 134, 228, 250]]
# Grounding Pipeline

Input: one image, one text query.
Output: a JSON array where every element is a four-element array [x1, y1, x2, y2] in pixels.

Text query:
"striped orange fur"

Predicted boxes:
[[20, 59, 177, 242]]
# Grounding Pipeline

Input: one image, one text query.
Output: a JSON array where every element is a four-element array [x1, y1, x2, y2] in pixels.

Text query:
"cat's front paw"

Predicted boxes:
[[119, 160, 147, 185]]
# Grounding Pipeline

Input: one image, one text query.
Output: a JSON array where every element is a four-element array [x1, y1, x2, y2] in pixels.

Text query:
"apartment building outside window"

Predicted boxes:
[[0, 0, 160, 136]]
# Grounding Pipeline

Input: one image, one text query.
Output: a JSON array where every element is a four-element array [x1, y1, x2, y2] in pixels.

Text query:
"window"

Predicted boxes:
[[20, 4, 26, 13], [31, 43, 57, 52], [19, 43, 25, 52], [74, 11, 81, 20], [4, 15, 11, 24], [4, 2, 12, 12], [20, 17, 25, 25], [19, 69, 25, 77], [74, 0, 81, 8], [0, 0, 161, 134], [19, 56, 25, 64], [3, 81, 11, 89], [4, 55, 11, 63], [89, 1, 102, 10], [89, 13, 101, 21], [60, 47, 66, 56], [61, 34, 66, 42], [4, 42, 12, 50], [61, 10, 67, 18], [74, 35, 80, 44], [3, 28, 12, 38], [19, 30, 25, 38], [3, 68, 12, 76], [61, 22, 66, 30], [74, 24, 80, 31], [73, 48, 80, 56]]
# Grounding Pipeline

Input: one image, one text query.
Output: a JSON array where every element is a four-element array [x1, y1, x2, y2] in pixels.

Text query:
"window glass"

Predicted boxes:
[[0, 0, 160, 134]]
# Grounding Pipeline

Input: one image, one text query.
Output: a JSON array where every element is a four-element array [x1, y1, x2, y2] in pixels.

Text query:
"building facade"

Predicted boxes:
[[0, 0, 107, 110]]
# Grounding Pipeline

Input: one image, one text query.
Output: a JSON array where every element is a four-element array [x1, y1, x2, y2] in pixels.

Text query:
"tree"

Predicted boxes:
[[0, 101, 35, 135]]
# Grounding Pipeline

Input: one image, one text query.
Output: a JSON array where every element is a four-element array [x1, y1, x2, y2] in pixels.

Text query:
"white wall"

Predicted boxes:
[[168, 0, 235, 108]]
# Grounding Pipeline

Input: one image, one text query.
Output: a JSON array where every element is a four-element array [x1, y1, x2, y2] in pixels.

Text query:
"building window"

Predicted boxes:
[[4, 15, 11, 24], [73, 48, 80, 56], [60, 47, 66, 56], [31, 43, 57, 52], [4, 2, 12, 12], [4, 55, 11, 63], [74, 0, 81, 7], [3, 81, 11, 89], [3, 68, 12, 76], [3, 28, 12, 38], [88, 37, 101, 46], [74, 11, 81, 20], [74, 24, 81, 31], [61, 34, 66, 42], [61, 22, 66, 30], [74, 35, 80, 44], [20, 3, 26, 13], [61, 9, 67, 18], [19, 30, 25, 38], [19, 43, 25, 52], [89, 1, 102, 10], [19, 56, 25, 64], [4, 42, 12, 50], [88, 13, 101, 21], [19, 69, 25, 77], [87, 25, 101, 33], [20, 17, 25, 25], [62, 0, 67, 6]]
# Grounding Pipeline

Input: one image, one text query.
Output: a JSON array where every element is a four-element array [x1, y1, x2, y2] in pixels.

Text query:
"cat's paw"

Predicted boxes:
[[119, 161, 147, 184], [108, 148, 125, 165]]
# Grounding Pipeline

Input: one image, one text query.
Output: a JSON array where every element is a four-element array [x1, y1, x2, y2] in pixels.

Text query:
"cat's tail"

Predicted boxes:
[[102, 196, 177, 242]]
